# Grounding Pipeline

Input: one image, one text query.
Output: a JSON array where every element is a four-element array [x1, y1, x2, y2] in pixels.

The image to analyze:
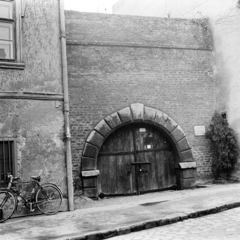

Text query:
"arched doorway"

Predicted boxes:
[[98, 123, 176, 196], [81, 103, 196, 198]]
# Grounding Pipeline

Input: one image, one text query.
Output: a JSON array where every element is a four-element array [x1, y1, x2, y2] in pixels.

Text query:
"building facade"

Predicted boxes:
[[66, 11, 215, 198], [1, 0, 231, 210], [0, 0, 71, 213]]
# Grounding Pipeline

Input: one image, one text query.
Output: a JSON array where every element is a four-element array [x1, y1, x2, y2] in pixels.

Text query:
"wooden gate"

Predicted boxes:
[[97, 123, 176, 196]]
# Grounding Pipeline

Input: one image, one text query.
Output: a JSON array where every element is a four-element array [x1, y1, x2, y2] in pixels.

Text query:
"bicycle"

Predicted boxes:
[[0, 172, 63, 223]]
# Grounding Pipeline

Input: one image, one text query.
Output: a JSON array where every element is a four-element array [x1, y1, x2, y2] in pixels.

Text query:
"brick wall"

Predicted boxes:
[[65, 11, 215, 185]]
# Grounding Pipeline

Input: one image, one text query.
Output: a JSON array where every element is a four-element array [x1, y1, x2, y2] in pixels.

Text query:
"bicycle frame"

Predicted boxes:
[[8, 180, 37, 212], [9, 180, 63, 212], [1, 174, 63, 222]]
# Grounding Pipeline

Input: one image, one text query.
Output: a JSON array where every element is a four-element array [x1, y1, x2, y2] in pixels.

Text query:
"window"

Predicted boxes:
[[0, 0, 24, 69], [0, 140, 16, 188], [0, 0, 15, 60]]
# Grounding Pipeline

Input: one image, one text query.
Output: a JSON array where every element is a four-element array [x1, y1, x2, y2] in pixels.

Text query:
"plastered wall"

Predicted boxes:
[[0, 0, 67, 198]]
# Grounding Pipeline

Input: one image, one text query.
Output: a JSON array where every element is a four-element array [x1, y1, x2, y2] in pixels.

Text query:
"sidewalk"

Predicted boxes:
[[1, 183, 240, 240]]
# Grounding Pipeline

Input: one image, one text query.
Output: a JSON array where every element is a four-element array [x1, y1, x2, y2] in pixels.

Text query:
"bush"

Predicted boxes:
[[205, 111, 239, 179]]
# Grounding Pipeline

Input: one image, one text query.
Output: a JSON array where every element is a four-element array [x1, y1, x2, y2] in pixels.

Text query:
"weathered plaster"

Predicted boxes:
[[0, 0, 67, 203], [0, 100, 67, 195], [0, 0, 62, 92]]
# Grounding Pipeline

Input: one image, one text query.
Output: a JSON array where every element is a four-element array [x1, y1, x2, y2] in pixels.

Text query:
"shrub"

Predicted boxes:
[[205, 111, 239, 179]]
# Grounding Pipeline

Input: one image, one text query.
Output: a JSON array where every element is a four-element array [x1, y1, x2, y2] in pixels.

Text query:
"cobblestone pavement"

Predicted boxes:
[[109, 207, 240, 240]]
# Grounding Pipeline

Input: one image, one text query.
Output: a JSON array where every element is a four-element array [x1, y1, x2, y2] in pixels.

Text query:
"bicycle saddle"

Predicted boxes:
[[31, 176, 41, 182]]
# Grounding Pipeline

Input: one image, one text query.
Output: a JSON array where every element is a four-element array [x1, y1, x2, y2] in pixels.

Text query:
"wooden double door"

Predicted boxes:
[[97, 123, 176, 196]]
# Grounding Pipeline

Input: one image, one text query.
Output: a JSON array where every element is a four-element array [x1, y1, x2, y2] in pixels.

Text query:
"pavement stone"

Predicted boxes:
[[109, 207, 240, 240], [0, 184, 240, 239]]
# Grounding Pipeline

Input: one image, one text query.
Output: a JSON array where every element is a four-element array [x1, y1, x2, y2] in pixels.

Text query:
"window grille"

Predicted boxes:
[[0, 140, 15, 188]]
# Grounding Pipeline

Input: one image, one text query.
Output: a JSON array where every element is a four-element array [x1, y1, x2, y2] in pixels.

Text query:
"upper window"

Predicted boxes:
[[0, 0, 14, 60]]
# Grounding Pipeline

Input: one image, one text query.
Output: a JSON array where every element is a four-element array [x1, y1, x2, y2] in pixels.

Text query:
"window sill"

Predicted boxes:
[[0, 61, 25, 70]]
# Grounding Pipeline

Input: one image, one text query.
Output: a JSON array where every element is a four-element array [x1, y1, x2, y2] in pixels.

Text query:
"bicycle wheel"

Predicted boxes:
[[0, 190, 17, 223], [36, 184, 63, 215]]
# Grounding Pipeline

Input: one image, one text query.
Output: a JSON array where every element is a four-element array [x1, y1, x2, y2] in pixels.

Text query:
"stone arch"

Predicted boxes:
[[81, 103, 196, 198]]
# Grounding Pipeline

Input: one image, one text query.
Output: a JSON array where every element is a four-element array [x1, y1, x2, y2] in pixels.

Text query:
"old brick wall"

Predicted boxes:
[[65, 11, 215, 186], [0, 0, 67, 205]]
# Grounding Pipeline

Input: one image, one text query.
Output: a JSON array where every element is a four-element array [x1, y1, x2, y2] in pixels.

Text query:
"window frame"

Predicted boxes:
[[0, 0, 16, 62]]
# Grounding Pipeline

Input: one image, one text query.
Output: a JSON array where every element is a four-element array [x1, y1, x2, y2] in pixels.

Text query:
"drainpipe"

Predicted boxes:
[[59, 0, 74, 211]]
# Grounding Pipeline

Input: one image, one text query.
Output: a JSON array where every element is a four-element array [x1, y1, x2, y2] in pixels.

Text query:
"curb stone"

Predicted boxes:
[[67, 201, 240, 240], [116, 226, 131, 235]]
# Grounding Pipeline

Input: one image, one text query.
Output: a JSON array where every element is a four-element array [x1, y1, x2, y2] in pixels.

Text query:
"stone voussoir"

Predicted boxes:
[[130, 103, 144, 121], [94, 119, 112, 137], [155, 110, 167, 127], [180, 149, 194, 162], [81, 156, 96, 170], [164, 116, 178, 133], [86, 130, 104, 148], [172, 125, 186, 142], [105, 112, 122, 129], [82, 143, 99, 158], [118, 107, 133, 124], [178, 137, 191, 152], [144, 106, 157, 122]]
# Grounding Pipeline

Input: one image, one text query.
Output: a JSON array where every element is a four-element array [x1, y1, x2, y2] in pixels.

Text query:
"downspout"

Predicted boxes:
[[59, 0, 74, 211]]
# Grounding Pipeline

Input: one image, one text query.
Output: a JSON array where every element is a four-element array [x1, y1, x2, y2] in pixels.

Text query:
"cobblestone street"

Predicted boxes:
[[109, 207, 240, 240]]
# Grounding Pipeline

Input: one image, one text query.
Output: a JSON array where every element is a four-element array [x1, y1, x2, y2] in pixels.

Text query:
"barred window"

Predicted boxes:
[[0, 140, 16, 188], [0, 0, 15, 60]]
